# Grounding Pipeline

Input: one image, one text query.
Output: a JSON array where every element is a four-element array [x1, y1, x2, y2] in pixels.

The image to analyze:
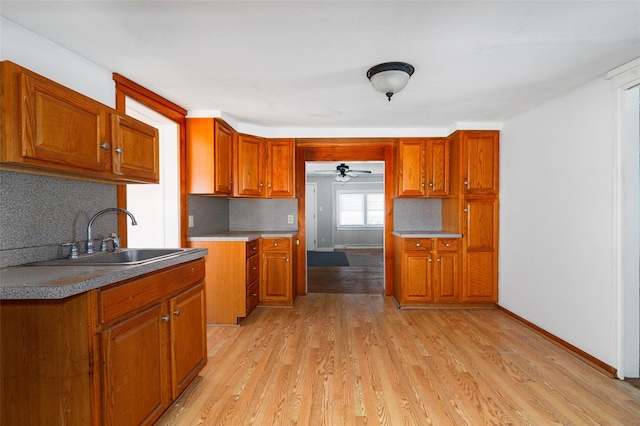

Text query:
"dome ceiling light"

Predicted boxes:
[[366, 62, 415, 101]]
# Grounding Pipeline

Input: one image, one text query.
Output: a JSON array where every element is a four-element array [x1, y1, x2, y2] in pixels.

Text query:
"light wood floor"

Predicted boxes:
[[155, 294, 640, 425]]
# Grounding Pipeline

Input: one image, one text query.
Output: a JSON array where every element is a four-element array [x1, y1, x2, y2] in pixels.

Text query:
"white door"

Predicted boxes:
[[125, 98, 180, 248], [306, 183, 317, 251]]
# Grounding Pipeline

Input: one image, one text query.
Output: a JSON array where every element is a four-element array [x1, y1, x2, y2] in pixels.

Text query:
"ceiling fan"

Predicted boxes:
[[316, 163, 372, 182]]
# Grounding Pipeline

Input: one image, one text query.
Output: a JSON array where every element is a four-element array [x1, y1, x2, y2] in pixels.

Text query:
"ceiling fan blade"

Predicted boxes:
[[347, 170, 372, 174]]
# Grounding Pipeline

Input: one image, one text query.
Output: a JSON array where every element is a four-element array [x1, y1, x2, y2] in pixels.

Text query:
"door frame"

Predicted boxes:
[[305, 182, 318, 251], [295, 139, 395, 296]]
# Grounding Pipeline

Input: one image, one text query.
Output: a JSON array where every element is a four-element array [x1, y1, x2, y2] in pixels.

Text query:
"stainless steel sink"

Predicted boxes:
[[32, 248, 188, 266]]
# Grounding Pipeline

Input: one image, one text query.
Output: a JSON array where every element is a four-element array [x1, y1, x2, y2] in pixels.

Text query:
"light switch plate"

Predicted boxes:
[[188, 215, 194, 228], [287, 215, 294, 224]]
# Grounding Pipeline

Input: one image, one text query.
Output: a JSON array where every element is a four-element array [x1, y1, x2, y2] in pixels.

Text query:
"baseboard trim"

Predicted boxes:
[[496, 305, 618, 379]]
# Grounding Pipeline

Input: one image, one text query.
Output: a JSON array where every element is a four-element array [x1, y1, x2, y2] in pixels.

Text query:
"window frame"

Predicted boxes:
[[336, 189, 384, 230]]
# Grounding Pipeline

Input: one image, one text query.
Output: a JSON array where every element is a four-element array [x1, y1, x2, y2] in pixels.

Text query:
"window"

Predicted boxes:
[[337, 191, 384, 228]]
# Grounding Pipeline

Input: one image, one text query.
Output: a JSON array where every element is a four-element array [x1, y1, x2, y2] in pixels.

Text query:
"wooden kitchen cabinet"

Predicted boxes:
[[235, 133, 266, 197], [188, 239, 260, 323], [0, 60, 159, 183], [459, 130, 499, 195], [462, 198, 498, 303], [260, 237, 295, 305], [111, 114, 159, 182], [396, 138, 449, 197], [433, 238, 460, 302], [265, 138, 296, 198], [0, 259, 206, 426], [186, 118, 234, 195], [393, 237, 461, 306]]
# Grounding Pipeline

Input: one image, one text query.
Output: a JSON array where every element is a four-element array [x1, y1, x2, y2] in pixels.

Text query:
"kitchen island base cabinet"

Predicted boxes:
[[188, 239, 260, 324], [0, 259, 206, 426]]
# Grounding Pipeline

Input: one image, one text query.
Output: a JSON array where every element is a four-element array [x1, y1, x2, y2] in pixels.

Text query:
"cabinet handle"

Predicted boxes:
[[100, 142, 110, 150], [445, 243, 450, 247], [463, 208, 468, 213], [437, 258, 441, 262], [162, 315, 170, 322], [252, 293, 258, 297], [273, 243, 278, 247], [415, 243, 421, 247], [173, 309, 181, 316], [286, 258, 290, 262], [253, 267, 257, 270], [421, 183, 425, 187], [463, 181, 468, 185], [428, 258, 432, 262], [253, 246, 257, 251], [115, 147, 123, 154], [429, 182, 433, 187], [260, 183, 264, 187], [267, 183, 272, 188]]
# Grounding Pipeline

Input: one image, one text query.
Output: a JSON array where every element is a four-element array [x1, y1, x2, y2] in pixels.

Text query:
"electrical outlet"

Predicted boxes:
[[287, 215, 294, 224], [188, 215, 194, 228]]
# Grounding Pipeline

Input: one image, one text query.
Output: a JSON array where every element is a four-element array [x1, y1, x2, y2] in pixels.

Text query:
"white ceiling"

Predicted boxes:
[[1, 1, 639, 131]]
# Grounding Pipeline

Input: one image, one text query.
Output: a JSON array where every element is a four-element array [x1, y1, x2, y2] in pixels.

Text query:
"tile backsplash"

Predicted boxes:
[[0, 171, 118, 267]]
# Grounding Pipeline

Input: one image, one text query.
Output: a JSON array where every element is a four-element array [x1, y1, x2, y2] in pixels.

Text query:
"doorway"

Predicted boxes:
[[124, 98, 180, 248], [305, 161, 384, 294], [295, 141, 395, 297]]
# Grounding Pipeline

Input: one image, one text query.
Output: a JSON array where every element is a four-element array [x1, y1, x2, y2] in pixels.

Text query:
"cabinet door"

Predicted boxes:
[[170, 284, 207, 399], [266, 138, 295, 198], [402, 252, 433, 302], [101, 303, 170, 426], [19, 70, 110, 172], [235, 134, 265, 197], [111, 114, 159, 183], [397, 139, 426, 197], [434, 252, 459, 302], [463, 198, 498, 302], [213, 120, 234, 194], [186, 118, 233, 195], [261, 251, 291, 303], [462, 131, 499, 195], [426, 138, 450, 197]]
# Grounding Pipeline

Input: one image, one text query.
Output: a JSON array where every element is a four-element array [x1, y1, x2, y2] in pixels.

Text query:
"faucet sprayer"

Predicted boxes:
[[86, 208, 138, 254]]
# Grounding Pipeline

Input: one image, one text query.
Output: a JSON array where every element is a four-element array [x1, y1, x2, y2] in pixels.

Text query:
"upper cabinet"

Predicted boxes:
[[0, 61, 159, 183], [265, 138, 295, 198], [186, 122, 295, 198], [458, 130, 499, 195], [396, 138, 449, 198], [186, 118, 233, 195], [234, 133, 266, 197]]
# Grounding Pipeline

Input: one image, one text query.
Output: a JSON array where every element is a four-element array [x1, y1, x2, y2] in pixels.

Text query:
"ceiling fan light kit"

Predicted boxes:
[[366, 62, 415, 101]]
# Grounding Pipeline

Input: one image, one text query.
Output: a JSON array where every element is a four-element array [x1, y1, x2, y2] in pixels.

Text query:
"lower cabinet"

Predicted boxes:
[[393, 237, 461, 307], [0, 259, 207, 426], [260, 237, 294, 305], [188, 239, 260, 324]]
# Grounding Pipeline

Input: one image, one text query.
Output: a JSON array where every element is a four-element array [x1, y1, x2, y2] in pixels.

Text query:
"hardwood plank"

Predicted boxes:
[[155, 295, 640, 425]]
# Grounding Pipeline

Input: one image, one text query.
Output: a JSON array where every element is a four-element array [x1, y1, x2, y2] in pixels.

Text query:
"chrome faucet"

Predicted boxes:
[[86, 208, 138, 254]]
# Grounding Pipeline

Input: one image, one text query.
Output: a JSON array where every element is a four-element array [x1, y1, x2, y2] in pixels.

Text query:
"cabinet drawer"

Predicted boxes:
[[261, 238, 291, 251], [247, 254, 259, 285], [436, 238, 459, 252], [403, 239, 432, 252], [100, 259, 205, 325], [246, 240, 259, 257], [246, 281, 259, 314]]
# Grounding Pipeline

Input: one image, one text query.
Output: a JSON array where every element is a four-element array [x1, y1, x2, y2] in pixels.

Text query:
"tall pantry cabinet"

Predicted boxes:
[[444, 130, 499, 303]]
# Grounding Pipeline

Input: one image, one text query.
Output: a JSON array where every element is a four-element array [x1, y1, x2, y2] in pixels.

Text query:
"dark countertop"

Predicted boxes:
[[0, 248, 207, 300]]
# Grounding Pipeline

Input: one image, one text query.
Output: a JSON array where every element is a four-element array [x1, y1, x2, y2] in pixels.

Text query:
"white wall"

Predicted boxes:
[[0, 17, 114, 106], [500, 78, 618, 366]]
